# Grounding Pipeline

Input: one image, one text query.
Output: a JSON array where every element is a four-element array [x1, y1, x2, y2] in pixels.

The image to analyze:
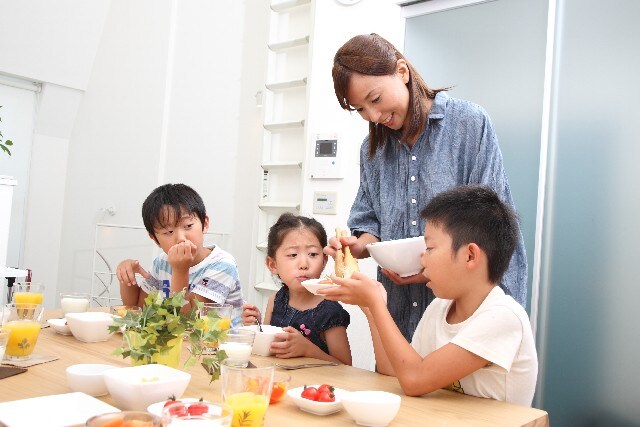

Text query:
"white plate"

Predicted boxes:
[[46, 318, 72, 335], [301, 279, 341, 296], [286, 385, 347, 416], [0, 392, 119, 427], [147, 397, 207, 417]]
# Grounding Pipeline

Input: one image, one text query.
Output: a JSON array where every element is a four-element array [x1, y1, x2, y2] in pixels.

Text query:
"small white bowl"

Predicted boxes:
[[47, 318, 72, 335], [286, 385, 347, 416], [65, 311, 115, 342], [103, 364, 191, 411], [341, 390, 401, 427], [240, 324, 285, 356], [301, 278, 341, 296], [366, 236, 426, 277], [66, 363, 118, 396]]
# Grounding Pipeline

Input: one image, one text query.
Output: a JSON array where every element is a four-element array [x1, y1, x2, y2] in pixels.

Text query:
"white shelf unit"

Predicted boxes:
[[253, 0, 313, 304]]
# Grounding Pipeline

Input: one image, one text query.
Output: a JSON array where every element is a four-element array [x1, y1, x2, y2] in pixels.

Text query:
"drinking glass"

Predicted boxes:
[[60, 292, 91, 315], [12, 282, 45, 305], [221, 359, 274, 427], [162, 402, 233, 426], [200, 303, 233, 354], [0, 329, 10, 360], [2, 303, 44, 361], [218, 328, 256, 368], [85, 411, 161, 426]]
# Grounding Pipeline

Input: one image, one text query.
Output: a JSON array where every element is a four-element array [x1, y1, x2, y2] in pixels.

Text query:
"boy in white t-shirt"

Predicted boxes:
[[116, 183, 243, 312], [323, 185, 538, 406]]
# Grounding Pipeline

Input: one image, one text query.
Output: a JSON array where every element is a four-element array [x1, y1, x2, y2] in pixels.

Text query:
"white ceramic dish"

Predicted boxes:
[[46, 317, 72, 335], [65, 311, 115, 342], [146, 397, 208, 417], [286, 385, 347, 416], [103, 364, 191, 411], [0, 392, 119, 427], [366, 236, 426, 277], [240, 324, 285, 356], [341, 390, 401, 427], [301, 278, 341, 296], [66, 363, 119, 397]]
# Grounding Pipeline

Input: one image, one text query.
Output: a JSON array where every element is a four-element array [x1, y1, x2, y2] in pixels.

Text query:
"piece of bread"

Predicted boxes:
[[335, 228, 359, 278]]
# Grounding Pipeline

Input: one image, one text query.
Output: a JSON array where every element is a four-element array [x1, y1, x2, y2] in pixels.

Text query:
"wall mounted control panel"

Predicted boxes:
[[313, 191, 338, 215], [309, 134, 342, 179]]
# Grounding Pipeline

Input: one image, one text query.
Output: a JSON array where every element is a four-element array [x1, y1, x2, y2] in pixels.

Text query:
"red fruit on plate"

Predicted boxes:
[[164, 395, 180, 407], [317, 384, 334, 395], [300, 385, 319, 401], [187, 398, 208, 416], [317, 391, 335, 402]]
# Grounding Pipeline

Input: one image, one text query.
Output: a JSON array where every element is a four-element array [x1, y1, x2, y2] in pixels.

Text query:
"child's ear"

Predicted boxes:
[[265, 256, 278, 274], [465, 243, 481, 269], [202, 216, 210, 232]]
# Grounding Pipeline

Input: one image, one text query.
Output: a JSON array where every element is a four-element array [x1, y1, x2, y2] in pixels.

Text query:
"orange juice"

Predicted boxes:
[[13, 292, 44, 305], [225, 392, 269, 427], [4, 320, 41, 359]]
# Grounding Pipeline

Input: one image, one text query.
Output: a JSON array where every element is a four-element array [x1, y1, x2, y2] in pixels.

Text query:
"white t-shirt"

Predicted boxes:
[[411, 287, 538, 406]]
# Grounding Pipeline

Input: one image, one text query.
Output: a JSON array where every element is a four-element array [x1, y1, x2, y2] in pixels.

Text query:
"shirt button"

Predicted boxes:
[[412, 156, 417, 161], [412, 302, 418, 307], [410, 176, 416, 182], [411, 220, 417, 226], [411, 198, 416, 204]]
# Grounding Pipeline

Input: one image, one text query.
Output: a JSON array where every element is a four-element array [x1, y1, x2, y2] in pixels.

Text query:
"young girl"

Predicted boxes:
[[242, 213, 352, 365]]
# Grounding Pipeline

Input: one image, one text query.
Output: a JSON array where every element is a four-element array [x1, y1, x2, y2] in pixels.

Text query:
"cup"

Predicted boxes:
[[162, 402, 233, 426], [85, 411, 161, 427], [0, 329, 10, 360], [221, 359, 274, 427], [200, 303, 233, 354], [269, 371, 291, 404], [12, 282, 45, 305], [2, 303, 44, 361], [60, 292, 91, 315], [218, 328, 256, 367]]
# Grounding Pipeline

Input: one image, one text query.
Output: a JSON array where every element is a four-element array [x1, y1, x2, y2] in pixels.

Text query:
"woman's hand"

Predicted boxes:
[[270, 326, 312, 358], [242, 303, 262, 326], [381, 269, 427, 286], [323, 232, 378, 259]]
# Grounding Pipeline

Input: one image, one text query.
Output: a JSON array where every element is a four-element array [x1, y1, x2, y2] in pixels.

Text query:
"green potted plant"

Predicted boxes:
[[109, 290, 228, 381], [0, 106, 14, 156]]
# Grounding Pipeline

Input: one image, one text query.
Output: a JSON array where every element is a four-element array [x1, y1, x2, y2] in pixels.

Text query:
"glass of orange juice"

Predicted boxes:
[[200, 303, 232, 354], [12, 282, 45, 305], [221, 359, 274, 427], [2, 303, 44, 361]]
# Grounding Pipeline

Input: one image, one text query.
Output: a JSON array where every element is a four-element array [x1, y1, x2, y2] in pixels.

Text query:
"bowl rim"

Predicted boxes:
[[66, 363, 119, 375], [103, 363, 192, 384], [365, 236, 425, 248]]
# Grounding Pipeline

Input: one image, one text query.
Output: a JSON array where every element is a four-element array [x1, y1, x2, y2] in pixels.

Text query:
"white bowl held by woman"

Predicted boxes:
[[341, 390, 401, 426], [66, 363, 118, 396], [366, 236, 426, 277], [103, 364, 191, 411], [65, 311, 115, 343], [240, 324, 285, 356]]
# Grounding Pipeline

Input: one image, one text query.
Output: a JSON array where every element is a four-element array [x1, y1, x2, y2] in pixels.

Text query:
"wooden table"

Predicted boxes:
[[0, 310, 549, 426]]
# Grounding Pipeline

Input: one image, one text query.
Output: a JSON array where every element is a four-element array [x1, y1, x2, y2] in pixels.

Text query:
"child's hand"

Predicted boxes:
[[116, 259, 151, 287], [167, 240, 198, 271], [320, 271, 386, 308], [270, 326, 312, 358], [242, 303, 262, 326]]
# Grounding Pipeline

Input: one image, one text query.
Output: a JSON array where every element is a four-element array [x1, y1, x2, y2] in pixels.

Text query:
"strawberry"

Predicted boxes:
[[187, 398, 208, 416], [300, 385, 319, 401], [316, 384, 334, 395], [317, 390, 335, 402]]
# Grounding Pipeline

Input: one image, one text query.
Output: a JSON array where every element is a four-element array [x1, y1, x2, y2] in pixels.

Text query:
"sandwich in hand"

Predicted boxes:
[[334, 227, 359, 278]]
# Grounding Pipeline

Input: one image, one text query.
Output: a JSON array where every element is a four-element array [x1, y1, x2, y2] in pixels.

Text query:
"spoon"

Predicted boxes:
[[255, 316, 263, 332]]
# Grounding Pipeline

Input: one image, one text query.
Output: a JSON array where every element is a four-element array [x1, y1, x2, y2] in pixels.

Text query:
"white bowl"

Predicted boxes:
[[341, 391, 401, 427], [103, 364, 191, 411], [47, 318, 72, 335], [286, 385, 347, 416], [366, 236, 426, 277], [301, 278, 341, 296], [240, 324, 285, 356], [66, 363, 118, 396], [65, 311, 115, 342]]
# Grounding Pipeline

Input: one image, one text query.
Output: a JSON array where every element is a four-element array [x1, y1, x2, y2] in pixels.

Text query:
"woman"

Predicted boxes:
[[324, 33, 528, 341]]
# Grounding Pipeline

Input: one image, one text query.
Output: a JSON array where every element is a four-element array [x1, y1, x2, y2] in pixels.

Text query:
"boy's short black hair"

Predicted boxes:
[[420, 185, 520, 284], [142, 183, 207, 243]]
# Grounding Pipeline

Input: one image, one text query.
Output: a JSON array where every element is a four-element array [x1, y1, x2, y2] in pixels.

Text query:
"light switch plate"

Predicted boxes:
[[313, 191, 337, 215]]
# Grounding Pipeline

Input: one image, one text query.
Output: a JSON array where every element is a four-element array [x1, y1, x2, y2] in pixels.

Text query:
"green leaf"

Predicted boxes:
[[5, 140, 12, 146]]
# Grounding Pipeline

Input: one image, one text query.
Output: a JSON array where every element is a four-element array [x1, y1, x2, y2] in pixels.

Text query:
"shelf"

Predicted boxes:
[[256, 241, 267, 252], [261, 161, 302, 170], [259, 201, 300, 211], [254, 281, 280, 293], [265, 77, 307, 92], [271, 0, 311, 12], [263, 120, 305, 131], [268, 36, 309, 52]]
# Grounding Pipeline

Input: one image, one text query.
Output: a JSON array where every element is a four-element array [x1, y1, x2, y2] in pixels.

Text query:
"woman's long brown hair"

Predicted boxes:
[[332, 33, 448, 158]]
